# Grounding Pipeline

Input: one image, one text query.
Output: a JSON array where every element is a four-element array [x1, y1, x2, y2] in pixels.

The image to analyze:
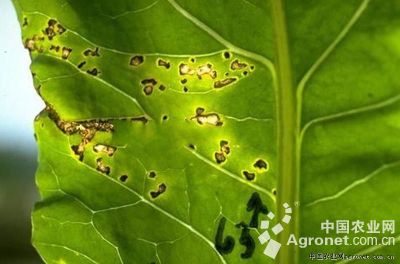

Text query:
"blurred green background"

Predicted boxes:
[[0, 0, 43, 263]]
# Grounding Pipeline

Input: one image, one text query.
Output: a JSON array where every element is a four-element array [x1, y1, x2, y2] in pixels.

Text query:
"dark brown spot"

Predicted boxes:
[[190, 58, 195, 63], [215, 152, 226, 164], [157, 59, 170, 69], [22, 17, 28, 27], [188, 144, 196, 150], [159, 84, 166, 91], [77, 61, 86, 69], [148, 171, 156, 178], [50, 45, 60, 52], [150, 183, 166, 198], [243, 171, 255, 181], [183, 87, 188, 92], [143, 85, 153, 96], [250, 65, 255, 71], [196, 107, 205, 115], [253, 159, 268, 170], [272, 188, 277, 196], [131, 116, 149, 123], [119, 175, 128, 182], [223, 52, 231, 59], [243, 71, 248, 76], [214, 77, 237, 89], [57, 24, 66, 34], [83, 47, 100, 57], [130, 55, 144, 66], [162, 115, 168, 121], [179, 63, 194, 75], [71, 145, 84, 161], [87, 68, 99, 76], [180, 78, 187, 84], [141, 79, 157, 86]]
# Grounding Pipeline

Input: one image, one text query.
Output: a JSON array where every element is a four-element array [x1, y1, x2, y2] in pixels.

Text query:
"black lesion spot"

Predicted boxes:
[[157, 59, 170, 69], [87, 68, 100, 76], [141, 78, 157, 96], [243, 171, 256, 181], [162, 115, 168, 121], [272, 188, 277, 196], [24, 35, 44, 52], [243, 71, 248, 76], [190, 58, 195, 63], [183, 87, 189, 93], [57, 24, 66, 34], [22, 17, 28, 27], [214, 77, 237, 89], [77, 61, 86, 69], [159, 84, 166, 91], [148, 171, 156, 178], [71, 144, 84, 161], [130, 55, 144, 66], [214, 152, 226, 164], [253, 159, 268, 170], [96, 158, 110, 175], [188, 144, 196, 150], [180, 78, 187, 84], [61, 47, 72, 60], [223, 51, 231, 59], [230, 59, 247, 70], [83, 47, 100, 57], [131, 116, 149, 123], [50, 45, 60, 52], [150, 183, 166, 198], [119, 175, 128, 182], [250, 65, 255, 71], [93, 144, 116, 156], [191, 107, 223, 126]]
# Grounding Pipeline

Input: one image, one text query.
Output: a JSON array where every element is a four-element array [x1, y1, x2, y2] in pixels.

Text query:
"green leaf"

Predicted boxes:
[[13, 0, 400, 263]]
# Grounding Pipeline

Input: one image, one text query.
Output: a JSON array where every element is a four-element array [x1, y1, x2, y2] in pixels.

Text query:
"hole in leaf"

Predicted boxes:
[[93, 144, 116, 156], [130, 55, 144, 66], [230, 59, 247, 70], [96, 158, 110, 175], [214, 152, 226, 164], [157, 59, 170, 69], [61, 47, 72, 60], [83, 47, 100, 57], [214, 77, 237, 89]]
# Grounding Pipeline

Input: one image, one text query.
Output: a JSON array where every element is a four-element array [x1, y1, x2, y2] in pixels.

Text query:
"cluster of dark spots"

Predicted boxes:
[[215, 217, 235, 254], [150, 183, 166, 198], [22, 17, 28, 27], [191, 107, 223, 126], [148, 171, 156, 178], [24, 35, 45, 52], [43, 19, 65, 40], [223, 51, 231, 59], [87, 68, 100, 76], [242, 171, 255, 181], [93, 144, 116, 156], [235, 222, 255, 259], [253, 159, 268, 170], [119, 175, 128, 182], [130, 55, 144, 66], [230, 59, 247, 70], [141, 78, 157, 95], [62, 47, 72, 59], [214, 140, 230, 164], [77, 61, 86, 69], [214, 77, 237, 89], [131, 116, 149, 124], [157, 59, 170, 69], [96, 158, 110, 175], [83, 47, 100, 57], [47, 106, 114, 161], [50, 45, 60, 52]]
